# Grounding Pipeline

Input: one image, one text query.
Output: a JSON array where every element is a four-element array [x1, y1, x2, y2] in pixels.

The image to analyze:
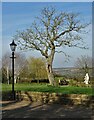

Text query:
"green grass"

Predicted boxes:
[[2, 83, 93, 95]]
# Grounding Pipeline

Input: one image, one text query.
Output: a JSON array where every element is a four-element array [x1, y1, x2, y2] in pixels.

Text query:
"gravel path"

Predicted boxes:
[[1, 100, 93, 119]]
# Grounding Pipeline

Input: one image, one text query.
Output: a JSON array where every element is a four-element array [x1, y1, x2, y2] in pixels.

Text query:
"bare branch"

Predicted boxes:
[[14, 6, 90, 65]]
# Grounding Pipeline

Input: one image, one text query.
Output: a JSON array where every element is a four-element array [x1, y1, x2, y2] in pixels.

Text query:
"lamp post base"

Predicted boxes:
[[12, 91, 15, 100]]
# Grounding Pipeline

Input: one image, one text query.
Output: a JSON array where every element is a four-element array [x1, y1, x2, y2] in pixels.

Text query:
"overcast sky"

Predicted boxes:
[[1, 2, 92, 68]]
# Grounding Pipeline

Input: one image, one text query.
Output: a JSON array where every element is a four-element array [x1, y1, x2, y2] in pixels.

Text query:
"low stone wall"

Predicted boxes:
[[2, 91, 93, 106]]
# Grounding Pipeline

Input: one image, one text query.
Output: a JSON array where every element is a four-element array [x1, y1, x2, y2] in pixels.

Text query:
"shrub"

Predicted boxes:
[[68, 79, 78, 86], [31, 79, 49, 83]]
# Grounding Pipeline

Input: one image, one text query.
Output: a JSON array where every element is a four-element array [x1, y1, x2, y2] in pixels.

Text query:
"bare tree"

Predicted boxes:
[[15, 52, 28, 77], [2, 52, 11, 83], [75, 55, 92, 73], [14, 7, 89, 85], [2, 52, 11, 69], [2, 52, 27, 83], [0, 59, 2, 83]]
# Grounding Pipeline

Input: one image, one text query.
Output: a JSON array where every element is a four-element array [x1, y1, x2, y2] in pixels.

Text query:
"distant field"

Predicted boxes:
[[2, 83, 93, 95]]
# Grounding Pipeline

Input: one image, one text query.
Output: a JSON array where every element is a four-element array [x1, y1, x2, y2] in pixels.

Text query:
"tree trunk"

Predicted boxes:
[[46, 62, 54, 86], [45, 47, 55, 86]]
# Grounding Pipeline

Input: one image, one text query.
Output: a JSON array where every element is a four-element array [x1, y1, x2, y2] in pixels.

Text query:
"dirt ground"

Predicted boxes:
[[0, 100, 94, 119]]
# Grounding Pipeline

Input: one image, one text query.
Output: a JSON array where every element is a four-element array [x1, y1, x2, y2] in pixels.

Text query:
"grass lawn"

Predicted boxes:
[[2, 83, 93, 95]]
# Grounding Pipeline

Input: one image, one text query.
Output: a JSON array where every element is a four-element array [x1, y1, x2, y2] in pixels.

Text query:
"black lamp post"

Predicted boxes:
[[10, 40, 17, 100]]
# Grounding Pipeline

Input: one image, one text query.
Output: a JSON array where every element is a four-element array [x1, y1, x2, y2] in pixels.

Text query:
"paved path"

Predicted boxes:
[[1, 100, 93, 119]]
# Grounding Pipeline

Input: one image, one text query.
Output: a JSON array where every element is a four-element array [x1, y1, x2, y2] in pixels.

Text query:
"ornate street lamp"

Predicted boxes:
[[10, 40, 17, 100]]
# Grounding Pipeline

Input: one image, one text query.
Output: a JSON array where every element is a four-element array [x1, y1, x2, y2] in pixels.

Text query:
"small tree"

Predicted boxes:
[[75, 55, 92, 73], [74, 55, 92, 84], [0, 68, 2, 83], [14, 7, 89, 85], [2, 52, 27, 83], [15, 52, 28, 77], [2, 52, 11, 83], [28, 57, 48, 80]]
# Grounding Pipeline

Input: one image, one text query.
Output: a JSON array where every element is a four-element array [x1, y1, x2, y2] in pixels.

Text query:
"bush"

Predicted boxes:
[[68, 79, 78, 86], [19, 78, 31, 83], [31, 79, 49, 83]]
